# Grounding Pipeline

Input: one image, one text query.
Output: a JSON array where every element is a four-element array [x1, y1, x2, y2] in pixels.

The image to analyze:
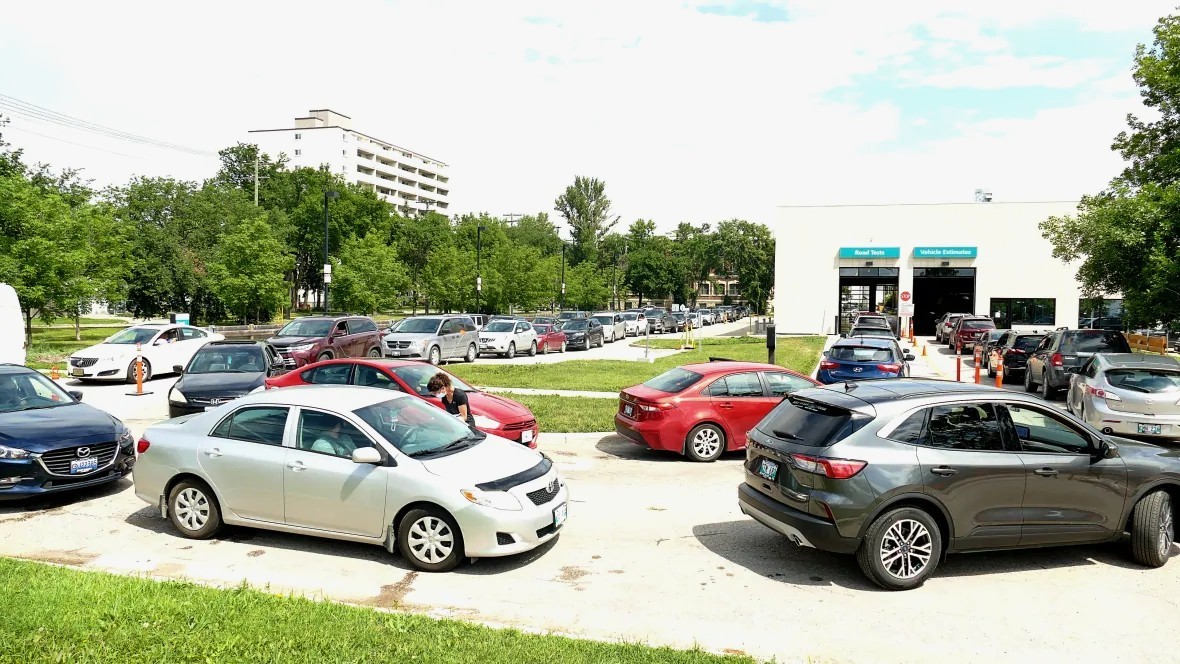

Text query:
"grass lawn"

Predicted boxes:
[[509, 394, 619, 432], [30, 316, 130, 327], [25, 326, 125, 370], [0, 558, 750, 664], [451, 336, 825, 393]]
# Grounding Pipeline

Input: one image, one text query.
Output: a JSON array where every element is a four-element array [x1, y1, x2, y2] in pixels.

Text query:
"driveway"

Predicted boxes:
[[2, 431, 1177, 663]]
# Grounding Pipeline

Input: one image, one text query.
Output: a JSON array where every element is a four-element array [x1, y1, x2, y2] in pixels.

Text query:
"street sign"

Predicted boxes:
[[900, 291, 911, 302], [899, 302, 915, 317]]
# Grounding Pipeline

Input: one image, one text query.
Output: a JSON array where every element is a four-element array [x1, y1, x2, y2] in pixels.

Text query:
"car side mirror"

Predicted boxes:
[[839, 333, 847, 338], [67, 390, 83, 402], [332, 331, 346, 338], [905, 353, 915, 361], [351, 447, 382, 464], [173, 364, 185, 374], [1098, 439, 1118, 460]]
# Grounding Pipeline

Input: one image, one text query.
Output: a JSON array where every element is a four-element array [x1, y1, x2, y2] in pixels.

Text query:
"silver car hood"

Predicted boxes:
[[420, 435, 542, 484], [383, 332, 436, 342], [479, 330, 516, 339]]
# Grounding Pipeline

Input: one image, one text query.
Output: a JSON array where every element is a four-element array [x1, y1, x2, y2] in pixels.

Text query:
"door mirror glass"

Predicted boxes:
[[1014, 424, 1031, 440], [1101, 439, 1118, 459], [173, 364, 185, 374], [904, 353, 915, 361], [67, 390, 83, 401], [351, 447, 382, 464]]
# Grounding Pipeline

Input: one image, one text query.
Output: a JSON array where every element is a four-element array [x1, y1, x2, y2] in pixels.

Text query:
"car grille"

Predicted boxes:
[[480, 337, 493, 344], [188, 395, 242, 407], [503, 419, 537, 432], [390, 340, 412, 349], [526, 482, 560, 506], [70, 357, 98, 368], [496, 532, 515, 546], [38, 441, 118, 476]]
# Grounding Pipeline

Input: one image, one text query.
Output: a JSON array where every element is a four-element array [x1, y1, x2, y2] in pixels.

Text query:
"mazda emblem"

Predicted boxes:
[[76, 447, 91, 458]]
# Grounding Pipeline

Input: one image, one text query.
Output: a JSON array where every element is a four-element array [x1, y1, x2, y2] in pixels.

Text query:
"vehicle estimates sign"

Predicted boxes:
[[913, 246, 978, 258]]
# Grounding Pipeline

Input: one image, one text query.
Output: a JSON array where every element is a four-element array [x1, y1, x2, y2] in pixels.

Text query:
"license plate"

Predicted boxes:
[[71, 368, 84, 377], [391, 351, 401, 357], [623, 404, 634, 417], [553, 502, 567, 527], [1138, 424, 1163, 435], [521, 430, 534, 443], [70, 457, 99, 474], [757, 458, 779, 481]]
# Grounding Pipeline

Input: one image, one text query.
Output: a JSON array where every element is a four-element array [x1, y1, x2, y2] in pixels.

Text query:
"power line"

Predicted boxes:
[[3, 122, 143, 159]]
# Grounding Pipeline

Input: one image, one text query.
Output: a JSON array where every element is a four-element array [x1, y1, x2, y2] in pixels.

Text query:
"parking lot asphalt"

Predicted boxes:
[[2, 431, 1177, 664]]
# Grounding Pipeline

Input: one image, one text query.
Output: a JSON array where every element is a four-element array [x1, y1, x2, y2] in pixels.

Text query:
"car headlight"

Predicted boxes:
[[460, 488, 522, 511], [0, 444, 31, 460], [286, 344, 316, 352], [472, 414, 502, 429], [168, 388, 187, 404]]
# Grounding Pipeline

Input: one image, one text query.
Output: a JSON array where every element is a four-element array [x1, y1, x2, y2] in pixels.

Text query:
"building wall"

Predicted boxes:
[[772, 201, 1087, 334]]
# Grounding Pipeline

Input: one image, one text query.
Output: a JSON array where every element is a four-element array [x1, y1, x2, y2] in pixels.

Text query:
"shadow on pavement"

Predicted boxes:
[[0, 477, 131, 517], [593, 436, 744, 463]]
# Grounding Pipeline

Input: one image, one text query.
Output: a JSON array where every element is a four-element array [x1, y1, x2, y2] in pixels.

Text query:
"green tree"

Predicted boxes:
[[505, 212, 562, 258], [207, 217, 293, 323], [554, 176, 617, 266], [212, 143, 288, 206], [420, 244, 474, 313], [716, 219, 775, 314], [331, 234, 411, 314], [564, 262, 610, 311], [392, 210, 453, 313]]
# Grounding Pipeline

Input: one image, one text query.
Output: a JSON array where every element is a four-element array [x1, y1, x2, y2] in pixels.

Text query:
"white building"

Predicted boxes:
[[249, 109, 450, 212], [772, 201, 1123, 335]]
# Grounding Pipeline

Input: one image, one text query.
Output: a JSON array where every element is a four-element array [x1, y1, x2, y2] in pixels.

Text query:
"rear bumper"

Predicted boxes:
[[614, 414, 678, 452], [738, 483, 859, 554], [1084, 398, 1180, 438]]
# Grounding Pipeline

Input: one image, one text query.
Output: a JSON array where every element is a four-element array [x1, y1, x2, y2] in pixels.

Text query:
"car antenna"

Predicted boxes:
[[844, 381, 858, 391]]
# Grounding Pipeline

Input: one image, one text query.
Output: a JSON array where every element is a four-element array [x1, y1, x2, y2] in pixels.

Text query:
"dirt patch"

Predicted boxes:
[[19, 549, 96, 566], [0, 506, 64, 525], [364, 571, 418, 608], [557, 566, 589, 583], [608, 569, 624, 574], [246, 549, 265, 558], [722, 648, 748, 656], [151, 562, 185, 577], [548, 450, 577, 457]]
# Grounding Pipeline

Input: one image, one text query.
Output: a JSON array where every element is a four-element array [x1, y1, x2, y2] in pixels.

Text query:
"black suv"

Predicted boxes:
[[1024, 329, 1132, 400], [738, 379, 1178, 590]]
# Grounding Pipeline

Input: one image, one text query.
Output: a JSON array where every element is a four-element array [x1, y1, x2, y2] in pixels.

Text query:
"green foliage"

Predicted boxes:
[[207, 217, 294, 322], [554, 176, 617, 266], [332, 233, 411, 314], [715, 219, 775, 314]]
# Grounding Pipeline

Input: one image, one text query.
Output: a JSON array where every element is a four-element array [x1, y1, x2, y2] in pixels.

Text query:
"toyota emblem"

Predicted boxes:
[[1146, 398, 1155, 406], [76, 447, 91, 458], [548, 478, 559, 494]]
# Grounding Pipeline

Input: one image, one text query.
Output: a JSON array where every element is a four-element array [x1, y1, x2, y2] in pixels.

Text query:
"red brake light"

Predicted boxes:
[[136, 437, 150, 454], [819, 359, 838, 370], [876, 363, 901, 373], [1007, 348, 1026, 355], [1085, 385, 1122, 402], [790, 453, 867, 479], [637, 400, 675, 412], [1051, 352, 1064, 367]]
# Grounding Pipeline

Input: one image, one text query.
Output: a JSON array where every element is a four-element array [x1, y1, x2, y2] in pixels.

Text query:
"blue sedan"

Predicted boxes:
[[0, 365, 136, 501], [818, 337, 912, 384]]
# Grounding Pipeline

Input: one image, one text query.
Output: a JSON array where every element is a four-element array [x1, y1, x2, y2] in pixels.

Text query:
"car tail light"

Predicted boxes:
[[1006, 348, 1026, 355], [789, 453, 867, 479], [876, 363, 901, 373], [819, 359, 838, 370], [1086, 385, 1122, 402], [1051, 352, 1064, 367], [136, 437, 150, 454], [637, 400, 675, 412]]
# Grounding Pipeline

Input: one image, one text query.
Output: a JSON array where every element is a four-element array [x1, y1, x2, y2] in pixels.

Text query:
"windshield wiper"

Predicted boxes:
[[772, 430, 804, 441], [407, 435, 473, 457]]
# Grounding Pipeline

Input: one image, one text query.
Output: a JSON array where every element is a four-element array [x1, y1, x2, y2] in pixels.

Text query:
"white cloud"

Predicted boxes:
[[916, 55, 1114, 89]]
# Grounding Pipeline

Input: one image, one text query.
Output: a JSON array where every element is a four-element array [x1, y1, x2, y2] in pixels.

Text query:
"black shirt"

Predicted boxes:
[[442, 389, 476, 426]]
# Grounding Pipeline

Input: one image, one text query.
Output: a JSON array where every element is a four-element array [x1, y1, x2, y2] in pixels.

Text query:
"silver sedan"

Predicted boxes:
[[133, 386, 569, 572], [1066, 353, 1180, 439]]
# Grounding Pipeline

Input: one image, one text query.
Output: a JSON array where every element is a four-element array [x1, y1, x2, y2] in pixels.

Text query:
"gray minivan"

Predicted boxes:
[[384, 315, 480, 365]]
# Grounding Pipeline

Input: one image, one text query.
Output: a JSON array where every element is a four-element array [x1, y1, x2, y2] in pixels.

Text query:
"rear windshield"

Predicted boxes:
[[1105, 368, 1180, 393], [643, 367, 703, 393], [592, 316, 614, 325], [1062, 331, 1130, 354], [961, 319, 994, 329], [484, 321, 515, 332], [849, 328, 892, 338], [758, 395, 862, 448], [1014, 335, 1042, 351], [830, 345, 894, 362]]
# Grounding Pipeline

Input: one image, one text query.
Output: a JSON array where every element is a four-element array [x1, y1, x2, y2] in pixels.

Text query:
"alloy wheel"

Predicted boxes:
[[879, 519, 933, 580], [692, 427, 721, 459], [175, 487, 210, 532], [1160, 496, 1174, 560], [407, 516, 455, 564], [429, 346, 441, 365]]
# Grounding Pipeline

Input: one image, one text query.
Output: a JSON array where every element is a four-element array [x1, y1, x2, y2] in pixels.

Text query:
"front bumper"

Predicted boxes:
[[0, 443, 135, 501], [457, 479, 569, 557], [275, 348, 318, 368], [1084, 397, 1180, 439], [488, 424, 540, 449], [738, 483, 858, 554], [67, 357, 129, 380], [478, 339, 512, 354]]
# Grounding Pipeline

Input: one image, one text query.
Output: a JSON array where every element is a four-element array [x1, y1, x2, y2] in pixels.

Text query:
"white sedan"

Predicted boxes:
[[478, 319, 538, 358], [133, 386, 569, 572], [68, 324, 223, 382]]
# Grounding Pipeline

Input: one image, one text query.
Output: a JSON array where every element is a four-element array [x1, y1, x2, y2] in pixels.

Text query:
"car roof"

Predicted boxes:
[[1098, 353, 1180, 369], [0, 363, 38, 376], [238, 385, 408, 409], [206, 340, 267, 347], [680, 361, 795, 375], [818, 378, 1009, 404], [833, 337, 895, 348]]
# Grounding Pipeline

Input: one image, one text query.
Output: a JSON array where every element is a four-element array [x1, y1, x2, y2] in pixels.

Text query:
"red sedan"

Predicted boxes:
[[266, 359, 540, 447], [533, 324, 567, 354], [615, 361, 819, 462]]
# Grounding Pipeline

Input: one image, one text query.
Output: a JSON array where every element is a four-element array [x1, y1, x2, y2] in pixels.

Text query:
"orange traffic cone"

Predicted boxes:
[[50, 364, 60, 380], [921, 344, 927, 357]]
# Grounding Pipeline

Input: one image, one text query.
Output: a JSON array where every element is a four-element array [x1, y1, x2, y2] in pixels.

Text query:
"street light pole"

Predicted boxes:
[[323, 190, 339, 313], [476, 225, 485, 314], [560, 243, 566, 310]]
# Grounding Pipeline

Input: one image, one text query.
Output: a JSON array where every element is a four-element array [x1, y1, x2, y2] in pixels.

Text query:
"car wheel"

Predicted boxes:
[[397, 507, 464, 573], [529, 340, 537, 357], [1024, 365, 1037, 392], [465, 344, 477, 363], [560, 340, 567, 353], [428, 346, 442, 366], [317, 352, 332, 363], [1040, 371, 1055, 400], [685, 423, 725, 462], [506, 342, 516, 359], [856, 507, 942, 591], [596, 335, 604, 348], [126, 358, 152, 383], [368, 347, 382, 358], [583, 337, 591, 351], [987, 362, 996, 378], [1130, 490, 1174, 568], [168, 479, 222, 539], [542, 340, 549, 355]]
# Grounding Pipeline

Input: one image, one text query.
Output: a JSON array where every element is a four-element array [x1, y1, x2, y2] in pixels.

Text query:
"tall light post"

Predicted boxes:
[[476, 224, 485, 314], [322, 190, 339, 313], [559, 243, 566, 310]]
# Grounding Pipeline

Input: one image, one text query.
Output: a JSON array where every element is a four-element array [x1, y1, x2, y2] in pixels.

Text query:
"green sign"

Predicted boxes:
[[914, 246, 977, 259], [838, 247, 900, 259]]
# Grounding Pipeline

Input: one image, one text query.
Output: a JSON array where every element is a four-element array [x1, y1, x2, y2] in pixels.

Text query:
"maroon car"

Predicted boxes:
[[266, 316, 384, 369], [534, 324, 567, 354]]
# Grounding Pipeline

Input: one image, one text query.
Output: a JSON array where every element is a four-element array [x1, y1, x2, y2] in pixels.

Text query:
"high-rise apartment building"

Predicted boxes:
[[249, 109, 450, 212]]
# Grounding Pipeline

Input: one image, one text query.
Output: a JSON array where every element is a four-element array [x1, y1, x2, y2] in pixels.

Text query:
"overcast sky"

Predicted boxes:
[[0, 0, 1172, 231]]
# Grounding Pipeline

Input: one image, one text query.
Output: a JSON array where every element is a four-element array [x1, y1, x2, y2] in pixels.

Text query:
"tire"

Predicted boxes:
[[397, 507, 464, 572], [368, 347, 382, 358], [856, 507, 942, 591], [560, 340, 566, 353], [465, 344, 477, 363], [317, 352, 332, 363], [685, 423, 726, 462], [542, 341, 549, 355], [428, 346, 442, 366], [1040, 371, 1055, 400], [506, 342, 516, 360], [528, 340, 537, 357], [1130, 490, 1174, 568], [987, 363, 996, 379], [1024, 365, 1037, 392], [167, 479, 222, 539], [583, 337, 591, 351], [126, 358, 152, 384], [596, 335, 603, 348]]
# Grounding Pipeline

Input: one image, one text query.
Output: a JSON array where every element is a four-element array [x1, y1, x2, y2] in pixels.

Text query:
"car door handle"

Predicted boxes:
[[1033, 467, 1059, 477], [718, 402, 735, 409], [287, 460, 307, 472], [929, 466, 957, 476], [204, 447, 222, 458]]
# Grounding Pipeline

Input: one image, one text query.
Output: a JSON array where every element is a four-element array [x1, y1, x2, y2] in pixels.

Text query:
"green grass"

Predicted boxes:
[[508, 394, 619, 432], [451, 336, 825, 393], [0, 558, 750, 664], [30, 316, 130, 327], [25, 326, 126, 370]]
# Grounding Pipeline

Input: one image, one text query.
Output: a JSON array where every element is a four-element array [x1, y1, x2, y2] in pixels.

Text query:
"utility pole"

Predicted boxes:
[[560, 243, 566, 311], [254, 152, 259, 206], [476, 225, 485, 315], [503, 213, 523, 226]]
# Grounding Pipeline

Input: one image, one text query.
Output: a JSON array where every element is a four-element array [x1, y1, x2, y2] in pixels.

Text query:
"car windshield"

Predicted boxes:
[[188, 347, 265, 373], [830, 345, 894, 362], [390, 365, 474, 396], [1105, 368, 1180, 393], [592, 316, 613, 325], [849, 328, 892, 338], [1062, 331, 1131, 354], [535, 324, 552, 334], [391, 318, 442, 334], [622, 313, 638, 320], [1014, 336, 1042, 351], [105, 327, 161, 345], [558, 312, 580, 320], [673, 313, 685, 320], [484, 321, 515, 332], [643, 367, 702, 393], [561, 320, 589, 330], [962, 319, 994, 329], [0, 371, 75, 413], [758, 395, 860, 447], [277, 319, 334, 337], [354, 398, 480, 457]]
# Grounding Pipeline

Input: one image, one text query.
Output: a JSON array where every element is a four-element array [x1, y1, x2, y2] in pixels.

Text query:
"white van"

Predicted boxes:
[[0, 284, 27, 365]]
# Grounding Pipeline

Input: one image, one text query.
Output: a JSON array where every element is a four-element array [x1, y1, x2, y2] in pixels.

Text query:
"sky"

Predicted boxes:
[[0, 0, 1173, 232]]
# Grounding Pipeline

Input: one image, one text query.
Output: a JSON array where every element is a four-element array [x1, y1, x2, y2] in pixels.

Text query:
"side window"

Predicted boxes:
[[763, 372, 814, 397], [211, 407, 289, 446], [1083, 359, 1098, 378], [308, 364, 352, 385], [333, 321, 348, 337], [296, 410, 374, 458], [925, 403, 1005, 452], [1000, 404, 1091, 455], [440, 320, 458, 335], [348, 318, 377, 334], [355, 365, 400, 390], [714, 372, 764, 397], [887, 409, 928, 445], [458, 318, 475, 332], [181, 327, 206, 340]]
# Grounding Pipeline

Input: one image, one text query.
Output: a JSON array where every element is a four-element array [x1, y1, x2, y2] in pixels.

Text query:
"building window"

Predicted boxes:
[[294, 133, 301, 140], [700, 283, 710, 296], [990, 298, 1056, 327], [729, 283, 740, 296], [294, 149, 301, 156], [1079, 298, 1123, 330]]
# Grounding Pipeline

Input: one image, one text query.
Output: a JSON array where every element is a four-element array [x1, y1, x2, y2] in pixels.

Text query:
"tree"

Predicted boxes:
[[1041, 12, 1180, 327], [505, 212, 563, 258], [554, 176, 617, 266], [212, 143, 288, 205], [207, 217, 293, 323], [392, 210, 452, 313], [331, 234, 411, 314], [564, 262, 610, 311], [716, 219, 775, 314]]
